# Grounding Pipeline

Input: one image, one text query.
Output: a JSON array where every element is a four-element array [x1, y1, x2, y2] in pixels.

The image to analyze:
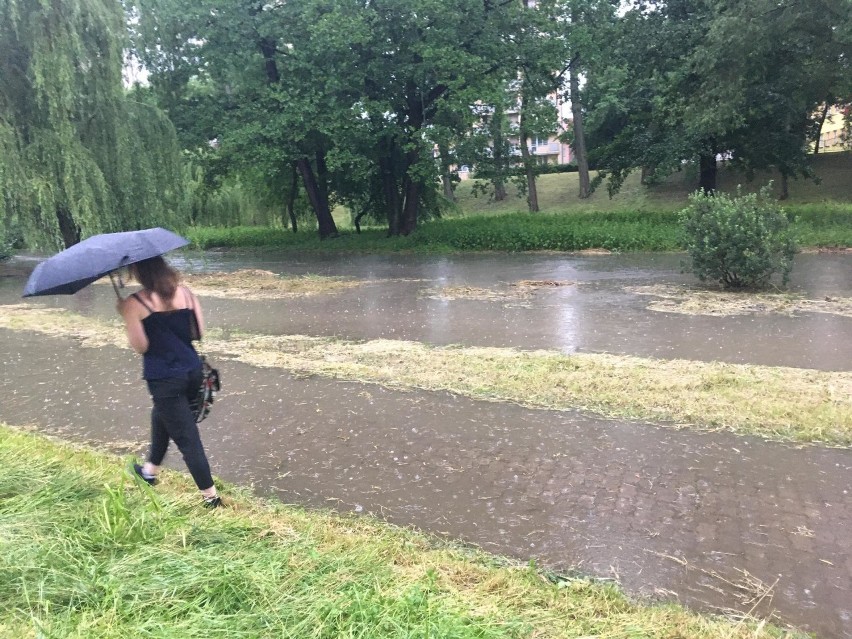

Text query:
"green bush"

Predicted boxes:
[[680, 187, 797, 289]]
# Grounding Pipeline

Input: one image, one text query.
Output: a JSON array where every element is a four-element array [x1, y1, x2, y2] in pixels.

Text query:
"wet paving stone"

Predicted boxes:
[[1, 330, 850, 637]]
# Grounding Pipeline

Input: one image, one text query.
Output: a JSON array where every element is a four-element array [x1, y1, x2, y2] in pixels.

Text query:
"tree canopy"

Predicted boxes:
[[0, 0, 184, 249], [584, 0, 852, 194], [3, 0, 849, 247]]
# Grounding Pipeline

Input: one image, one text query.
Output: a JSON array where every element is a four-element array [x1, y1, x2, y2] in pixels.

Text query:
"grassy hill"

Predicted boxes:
[[205, 152, 850, 252], [449, 151, 852, 217]]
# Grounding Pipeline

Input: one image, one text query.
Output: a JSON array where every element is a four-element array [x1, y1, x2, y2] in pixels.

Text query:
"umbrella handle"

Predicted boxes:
[[109, 272, 124, 299]]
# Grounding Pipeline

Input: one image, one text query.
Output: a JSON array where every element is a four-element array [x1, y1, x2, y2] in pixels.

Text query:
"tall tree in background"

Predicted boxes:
[[691, 0, 852, 198], [513, 0, 571, 212], [559, 0, 619, 199], [129, 0, 348, 238], [131, 0, 518, 237], [0, 0, 183, 249], [453, 94, 513, 202], [585, 0, 851, 196], [348, 0, 517, 234], [584, 0, 722, 195]]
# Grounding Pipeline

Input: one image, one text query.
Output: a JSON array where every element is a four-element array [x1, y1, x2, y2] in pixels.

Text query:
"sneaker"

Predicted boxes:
[[203, 495, 222, 509], [132, 463, 158, 486]]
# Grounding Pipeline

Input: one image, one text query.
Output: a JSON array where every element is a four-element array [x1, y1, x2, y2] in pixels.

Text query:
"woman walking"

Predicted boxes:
[[117, 256, 221, 508]]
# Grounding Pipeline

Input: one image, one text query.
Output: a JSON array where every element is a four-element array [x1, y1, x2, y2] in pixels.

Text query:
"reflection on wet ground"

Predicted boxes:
[[1, 251, 851, 636], [4, 251, 850, 370]]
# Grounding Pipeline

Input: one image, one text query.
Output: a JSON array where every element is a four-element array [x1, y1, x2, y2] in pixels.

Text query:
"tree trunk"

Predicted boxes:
[[779, 173, 790, 201], [438, 143, 455, 201], [258, 37, 280, 84], [315, 149, 329, 206], [56, 207, 80, 248], [398, 89, 424, 234], [569, 64, 590, 199], [354, 208, 368, 234], [400, 177, 420, 235], [297, 158, 338, 239], [519, 132, 539, 212], [379, 153, 402, 236], [286, 162, 298, 232], [491, 102, 508, 201], [698, 152, 717, 193], [640, 166, 653, 185]]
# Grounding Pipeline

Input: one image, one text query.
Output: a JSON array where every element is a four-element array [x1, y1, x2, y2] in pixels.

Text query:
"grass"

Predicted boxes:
[[185, 208, 852, 253], [2, 304, 849, 446], [3, 156, 848, 257], [0, 425, 803, 638], [451, 152, 852, 216], [183, 152, 852, 252]]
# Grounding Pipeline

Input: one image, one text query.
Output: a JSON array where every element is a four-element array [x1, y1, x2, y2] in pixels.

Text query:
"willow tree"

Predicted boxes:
[[0, 0, 183, 249]]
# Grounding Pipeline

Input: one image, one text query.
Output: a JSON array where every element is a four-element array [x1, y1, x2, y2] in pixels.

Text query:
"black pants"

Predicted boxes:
[[146, 368, 214, 491]]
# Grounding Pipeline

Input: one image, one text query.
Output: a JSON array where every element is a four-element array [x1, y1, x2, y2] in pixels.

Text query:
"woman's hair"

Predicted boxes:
[[130, 257, 180, 301]]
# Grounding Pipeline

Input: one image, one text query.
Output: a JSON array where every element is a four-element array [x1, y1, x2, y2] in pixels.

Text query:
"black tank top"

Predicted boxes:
[[133, 292, 201, 380]]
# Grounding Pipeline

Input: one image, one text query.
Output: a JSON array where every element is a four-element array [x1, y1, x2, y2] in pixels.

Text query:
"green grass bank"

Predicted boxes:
[[187, 153, 852, 253], [0, 425, 801, 638], [187, 204, 852, 253]]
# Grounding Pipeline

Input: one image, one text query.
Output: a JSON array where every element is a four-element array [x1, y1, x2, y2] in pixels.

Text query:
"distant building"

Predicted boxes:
[[816, 105, 849, 153], [504, 100, 573, 167], [455, 94, 574, 181]]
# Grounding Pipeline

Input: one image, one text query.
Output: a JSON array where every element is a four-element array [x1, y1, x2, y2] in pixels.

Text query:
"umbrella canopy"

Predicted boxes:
[[23, 227, 189, 297]]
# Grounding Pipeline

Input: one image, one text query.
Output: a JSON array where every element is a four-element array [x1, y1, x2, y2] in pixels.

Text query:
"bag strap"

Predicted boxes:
[[182, 286, 203, 342], [133, 288, 194, 313]]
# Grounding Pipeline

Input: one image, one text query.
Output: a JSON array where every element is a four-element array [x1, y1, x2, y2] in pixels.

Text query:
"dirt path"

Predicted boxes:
[[1, 329, 850, 637]]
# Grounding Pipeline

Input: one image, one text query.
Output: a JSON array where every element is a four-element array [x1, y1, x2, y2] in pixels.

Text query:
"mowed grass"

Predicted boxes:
[[0, 425, 803, 638], [451, 151, 852, 216], [1, 305, 849, 446]]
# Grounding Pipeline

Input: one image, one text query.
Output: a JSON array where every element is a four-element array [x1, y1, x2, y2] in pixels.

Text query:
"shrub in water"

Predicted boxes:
[[680, 186, 797, 289]]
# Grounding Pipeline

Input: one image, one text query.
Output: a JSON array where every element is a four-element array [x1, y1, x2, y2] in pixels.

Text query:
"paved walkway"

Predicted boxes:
[[1, 329, 850, 637]]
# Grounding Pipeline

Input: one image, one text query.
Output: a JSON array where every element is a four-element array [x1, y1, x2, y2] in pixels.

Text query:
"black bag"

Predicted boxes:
[[192, 355, 220, 423], [183, 287, 220, 422]]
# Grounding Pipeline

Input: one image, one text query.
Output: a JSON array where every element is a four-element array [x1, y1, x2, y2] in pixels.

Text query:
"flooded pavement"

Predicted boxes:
[[4, 251, 850, 370], [1, 251, 851, 636]]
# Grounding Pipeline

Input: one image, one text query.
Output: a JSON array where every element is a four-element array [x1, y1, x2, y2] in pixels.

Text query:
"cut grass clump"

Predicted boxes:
[[1, 305, 849, 446], [183, 269, 362, 300], [0, 425, 804, 638], [629, 285, 852, 318]]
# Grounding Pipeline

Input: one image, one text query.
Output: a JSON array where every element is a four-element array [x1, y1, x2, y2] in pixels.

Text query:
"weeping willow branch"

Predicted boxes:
[[0, 0, 185, 250]]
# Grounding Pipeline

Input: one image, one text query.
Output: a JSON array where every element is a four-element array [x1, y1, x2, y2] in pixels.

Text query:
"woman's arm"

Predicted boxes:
[[185, 286, 205, 339], [117, 296, 149, 354]]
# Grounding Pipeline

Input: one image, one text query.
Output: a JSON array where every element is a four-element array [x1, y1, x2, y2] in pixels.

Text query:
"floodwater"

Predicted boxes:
[[1, 251, 851, 637]]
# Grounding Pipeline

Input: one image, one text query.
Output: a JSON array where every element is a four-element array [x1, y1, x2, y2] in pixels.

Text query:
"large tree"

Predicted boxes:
[[129, 0, 348, 238], [131, 0, 520, 237], [583, 0, 722, 194], [690, 0, 852, 197], [585, 0, 852, 196], [0, 0, 183, 249]]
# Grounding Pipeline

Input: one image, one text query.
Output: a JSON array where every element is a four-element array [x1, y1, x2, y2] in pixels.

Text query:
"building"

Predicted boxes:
[[816, 105, 849, 153], [457, 95, 574, 180], [504, 99, 573, 166]]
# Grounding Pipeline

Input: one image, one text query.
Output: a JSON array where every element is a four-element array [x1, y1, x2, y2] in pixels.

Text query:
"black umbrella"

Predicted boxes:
[[22, 227, 189, 298]]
